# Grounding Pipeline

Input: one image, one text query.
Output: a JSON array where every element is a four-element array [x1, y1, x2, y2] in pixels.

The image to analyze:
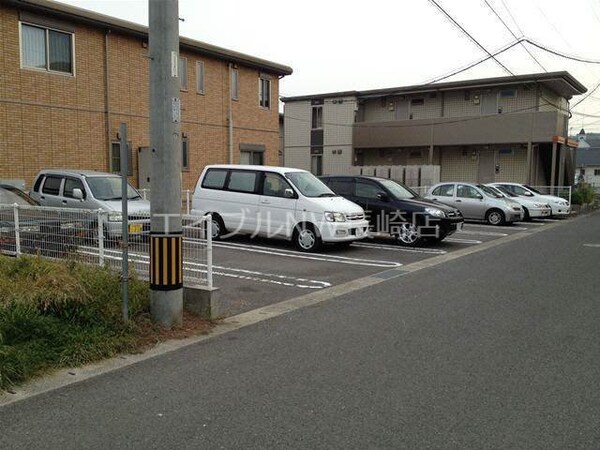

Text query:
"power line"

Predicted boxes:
[[572, 80, 600, 109], [524, 39, 600, 64], [424, 39, 522, 84], [482, 0, 547, 72], [427, 0, 515, 76]]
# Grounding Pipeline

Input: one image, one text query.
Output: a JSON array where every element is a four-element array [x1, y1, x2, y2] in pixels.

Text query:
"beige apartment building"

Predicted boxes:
[[0, 0, 292, 190], [282, 72, 586, 187]]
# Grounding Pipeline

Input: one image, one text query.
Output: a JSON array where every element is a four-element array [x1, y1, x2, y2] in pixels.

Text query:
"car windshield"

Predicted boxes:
[[86, 177, 141, 201], [378, 179, 417, 199], [524, 185, 542, 194], [495, 185, 518, 197], [476, 184, 503, 198], [285, 172, 337, 198], [0, 187, 38, 206]]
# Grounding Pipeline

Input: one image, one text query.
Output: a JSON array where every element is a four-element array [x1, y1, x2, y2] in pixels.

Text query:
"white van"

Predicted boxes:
[[191, 165, 369, 252]]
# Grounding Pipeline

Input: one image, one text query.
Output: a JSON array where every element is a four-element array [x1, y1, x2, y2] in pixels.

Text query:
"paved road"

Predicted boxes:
[[1, 213, 599, 449]]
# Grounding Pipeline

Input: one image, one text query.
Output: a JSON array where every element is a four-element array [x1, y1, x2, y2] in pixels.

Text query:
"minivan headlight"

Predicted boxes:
[[424, 207, 445, 218], [324, 212, 346, 222], [108, 213, 123, 222]]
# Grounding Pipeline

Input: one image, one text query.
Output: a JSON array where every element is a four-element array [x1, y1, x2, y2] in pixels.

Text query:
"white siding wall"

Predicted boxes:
[[323, 97, 356, 174], [362, 98, 395, 122], [284, 101, 311, 170]]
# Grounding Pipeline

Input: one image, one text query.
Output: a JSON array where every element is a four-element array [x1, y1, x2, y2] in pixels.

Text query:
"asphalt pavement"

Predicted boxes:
[[1, 212, 599, 449]]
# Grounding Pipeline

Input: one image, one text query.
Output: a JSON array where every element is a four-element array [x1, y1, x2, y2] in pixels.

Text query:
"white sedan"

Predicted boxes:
[[490, 183, 570, 217], [485, 184, 552, 220]]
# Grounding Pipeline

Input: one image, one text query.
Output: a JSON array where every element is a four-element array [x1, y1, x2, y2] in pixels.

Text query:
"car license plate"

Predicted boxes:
[[128, 223, 142, 234], [456, 222, 463, 231], [355, 228, 363, 237]]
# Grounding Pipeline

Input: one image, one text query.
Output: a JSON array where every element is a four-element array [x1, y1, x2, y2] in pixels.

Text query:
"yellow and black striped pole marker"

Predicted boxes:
[[150, 234, 183, 291]]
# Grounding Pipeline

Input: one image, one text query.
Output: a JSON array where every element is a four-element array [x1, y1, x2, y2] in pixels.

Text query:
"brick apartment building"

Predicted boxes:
[[0, 0, 293, 190]]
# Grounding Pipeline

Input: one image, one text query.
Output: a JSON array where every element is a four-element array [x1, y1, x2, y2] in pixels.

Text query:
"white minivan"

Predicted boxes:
[[191, 165, 370, 252]]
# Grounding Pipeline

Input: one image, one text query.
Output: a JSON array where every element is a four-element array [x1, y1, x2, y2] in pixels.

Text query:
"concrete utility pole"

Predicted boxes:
[[149, 0, 183, 327]]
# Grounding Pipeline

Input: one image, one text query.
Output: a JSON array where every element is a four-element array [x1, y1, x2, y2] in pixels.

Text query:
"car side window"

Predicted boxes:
[[262, 173, 292, 198], [328, 179, 353, 196], [227, 170, 258, 193], [42, 176, 63, 196], [433, 184, 454, 197], [63, 178, 86, 199], [355, 181, 380, 199], [202, 169, 228, 189], [457, 185, 480, 199], [32, 176, 44, 193]]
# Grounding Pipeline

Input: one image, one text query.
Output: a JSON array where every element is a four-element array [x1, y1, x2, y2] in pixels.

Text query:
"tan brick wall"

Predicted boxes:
[[0, 4, 283, 191]]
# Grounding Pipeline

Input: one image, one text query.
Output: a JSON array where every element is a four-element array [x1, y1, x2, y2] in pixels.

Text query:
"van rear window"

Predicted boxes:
[[227, 171, 257, 193], [202, 169, 228, 189]]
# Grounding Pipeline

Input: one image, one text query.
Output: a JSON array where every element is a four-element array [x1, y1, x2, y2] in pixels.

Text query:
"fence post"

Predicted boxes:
[[186, 190, 190, 215], [13, 203, 21, 257], [206, 214, 213, 290], [98, 210, 105, 267], [568, 186, 572, 205]]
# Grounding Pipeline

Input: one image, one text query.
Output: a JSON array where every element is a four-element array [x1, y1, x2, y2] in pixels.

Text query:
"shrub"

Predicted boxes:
[[571, 184, 597, 205], [0, 256, 149, 389]]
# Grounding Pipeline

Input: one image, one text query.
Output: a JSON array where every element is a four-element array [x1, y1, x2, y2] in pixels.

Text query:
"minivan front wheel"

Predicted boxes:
[[395, 222, 423, 247], [207, 214, 225, 240], [293, 224, 322, 252], [486, 209, 505, 226]]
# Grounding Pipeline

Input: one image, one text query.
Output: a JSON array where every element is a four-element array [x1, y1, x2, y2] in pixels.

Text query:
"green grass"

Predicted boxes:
[[0, 255, 150, 390]]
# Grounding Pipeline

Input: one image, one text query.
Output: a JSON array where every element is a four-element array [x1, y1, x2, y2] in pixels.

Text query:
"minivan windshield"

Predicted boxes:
[[285, 172, 336, 198], [476, 184, 503, 198], [87, 177, 141, 201], [378, 179, 417, 199]]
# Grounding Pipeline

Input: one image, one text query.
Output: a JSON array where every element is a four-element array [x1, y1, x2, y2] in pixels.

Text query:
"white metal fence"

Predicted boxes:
[[0, 204, 212, 288]]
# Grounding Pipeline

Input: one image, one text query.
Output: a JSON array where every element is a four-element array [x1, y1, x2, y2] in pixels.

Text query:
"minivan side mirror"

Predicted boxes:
[[376, 192, 389, 202], [72, 188, 84, 200], [283, 188, 295, 199]]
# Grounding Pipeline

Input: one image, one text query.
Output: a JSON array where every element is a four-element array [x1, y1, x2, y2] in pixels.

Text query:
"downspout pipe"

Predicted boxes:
[[228, 63, 233, 164], [105, 29, 112, 171]]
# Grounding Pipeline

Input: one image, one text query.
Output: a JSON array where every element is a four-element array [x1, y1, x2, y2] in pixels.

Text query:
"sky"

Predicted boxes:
[[57, 0, 600, 133]]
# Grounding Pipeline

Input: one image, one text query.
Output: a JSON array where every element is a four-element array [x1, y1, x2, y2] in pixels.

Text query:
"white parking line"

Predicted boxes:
[[462, 223, 529, 231], [514, 221, 546, 226], [79, 247, 332, 289], [444, 237, 483, 244], [583, 243, 600, 248], [457, 230, 508, 237], [186, 238, 402, 268], [352, 242, 447, 255]]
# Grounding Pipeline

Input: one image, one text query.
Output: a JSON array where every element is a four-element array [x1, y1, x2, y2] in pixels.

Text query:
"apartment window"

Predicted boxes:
[[411, 98, 424, 106], [231, 68, 239, 100], [240, 150, 263, 165], [500, 89, 516, 98], [259, 77, 271, 109], [310, 155, 323, 176], [111, 141, 133, 176], [179, 57, 188, 90], [312, 106, 323, 129], [21, 23, 73, 74], [595, 169, 600, 176], [196, 61, 205, 94], [182, 136, 189, 171]]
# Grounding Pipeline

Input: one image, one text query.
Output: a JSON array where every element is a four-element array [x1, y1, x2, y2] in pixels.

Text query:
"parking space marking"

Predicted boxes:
[[444, 237, 483, 244], [462, 223, 529, 231], [583, 243, 600, 248], [352, 242, 447, 255], [79, 247, 332, 289], [185, 238, 402, 268], [457, 230, 508, 237]]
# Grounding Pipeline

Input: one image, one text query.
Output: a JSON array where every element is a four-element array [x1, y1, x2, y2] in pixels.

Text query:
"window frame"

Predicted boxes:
[[432, 184, 455, 197], [179, 56, 188, 91], [182, 135, 190, 171], [110, 141, 133, 176], [196, 60, 205, 94], [311, 106, 323, 129], [225, 170, 260, 194], [41, 175, 64, 196], [201, 169, 229, 190], [20, 21, 75, 76], [259, 76, 271, 109], [63, 177, 86, 199], [260, 172, 294, 198], [594, 169, 600, 176]]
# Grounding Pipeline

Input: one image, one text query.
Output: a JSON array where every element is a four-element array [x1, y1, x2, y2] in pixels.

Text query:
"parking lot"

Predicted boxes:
[[201, 218, 563, 316]]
